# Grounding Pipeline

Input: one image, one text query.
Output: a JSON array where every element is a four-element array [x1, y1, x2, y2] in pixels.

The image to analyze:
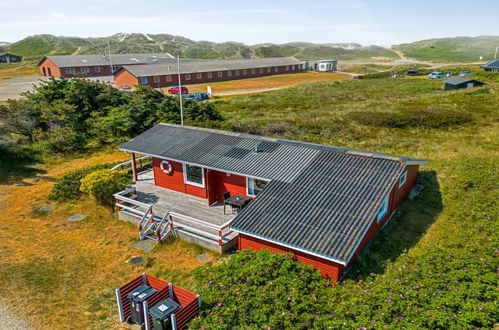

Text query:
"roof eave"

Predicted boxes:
[[233, 228, 348, 266]]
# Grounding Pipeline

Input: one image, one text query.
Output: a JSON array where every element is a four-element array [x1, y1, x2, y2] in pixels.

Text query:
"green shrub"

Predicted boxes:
[[190, 250, 331, 329], [79, 169, 132, 208], [351, 108, 474, 129], [48, 163, 116, 202]]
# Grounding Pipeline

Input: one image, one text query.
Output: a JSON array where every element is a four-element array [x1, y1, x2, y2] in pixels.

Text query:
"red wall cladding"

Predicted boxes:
[[238, 233, 344, 282], [152, 158, 207, 199]]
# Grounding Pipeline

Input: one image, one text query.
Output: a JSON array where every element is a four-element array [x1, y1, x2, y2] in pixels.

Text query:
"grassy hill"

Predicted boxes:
[[393, 36, 499, 62], [6, 33, 399, 61]]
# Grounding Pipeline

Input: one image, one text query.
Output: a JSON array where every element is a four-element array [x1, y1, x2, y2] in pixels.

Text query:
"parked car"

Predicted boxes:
[[427, 72, 448, 79], [182, 92, 209, 101], [459, 71, 472, 76], [168, 86, 189, 94]]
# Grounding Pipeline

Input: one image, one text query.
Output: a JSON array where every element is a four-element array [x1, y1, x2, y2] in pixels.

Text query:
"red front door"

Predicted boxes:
[[207, 170, 218, 205]]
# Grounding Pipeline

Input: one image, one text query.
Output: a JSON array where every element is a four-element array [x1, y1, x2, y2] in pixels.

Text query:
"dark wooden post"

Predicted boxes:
[[131, 153, 138, 182]]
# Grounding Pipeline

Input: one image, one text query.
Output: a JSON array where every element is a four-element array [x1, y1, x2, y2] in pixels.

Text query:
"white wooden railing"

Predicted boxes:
[[110, 155, 152, 172], [114, 187, 234, 246]]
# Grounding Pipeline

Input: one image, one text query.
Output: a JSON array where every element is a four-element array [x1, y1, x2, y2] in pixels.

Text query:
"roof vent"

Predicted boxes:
[[254, 146, 261, 153]]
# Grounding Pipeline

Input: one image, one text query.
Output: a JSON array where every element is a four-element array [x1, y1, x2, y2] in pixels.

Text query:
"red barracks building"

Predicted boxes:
[[114, 57, 306, 88], [38, 53, 174, 78]]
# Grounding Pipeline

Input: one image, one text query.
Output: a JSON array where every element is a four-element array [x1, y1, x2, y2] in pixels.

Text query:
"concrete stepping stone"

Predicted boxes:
[[196, 253, 210, 262], [132, 240, 155, 252], [68, 214, 86, 222], [40, 205, 54, 212], [130, 257, 144, 265]]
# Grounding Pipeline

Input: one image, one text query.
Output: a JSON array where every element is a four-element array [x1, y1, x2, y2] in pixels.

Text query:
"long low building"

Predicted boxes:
[[38, 53, 175, 78], [114, 57, 306, 88]]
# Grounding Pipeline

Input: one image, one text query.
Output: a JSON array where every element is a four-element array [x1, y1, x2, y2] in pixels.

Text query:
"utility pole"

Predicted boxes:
[[177, 52, 184, 125], [107, 39, 114, 76]]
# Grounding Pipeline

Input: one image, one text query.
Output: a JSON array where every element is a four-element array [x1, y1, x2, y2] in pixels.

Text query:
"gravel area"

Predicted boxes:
[[0, 305, 33, 330]]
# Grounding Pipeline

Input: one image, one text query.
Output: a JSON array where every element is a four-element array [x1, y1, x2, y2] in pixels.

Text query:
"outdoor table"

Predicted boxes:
[[224, 194, 251, 214]]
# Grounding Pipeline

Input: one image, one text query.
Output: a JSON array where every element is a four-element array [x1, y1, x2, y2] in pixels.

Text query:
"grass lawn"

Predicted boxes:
[[164, 71, 350, 95], [0, 62, 38, 81], [0, 151, 223, 329]]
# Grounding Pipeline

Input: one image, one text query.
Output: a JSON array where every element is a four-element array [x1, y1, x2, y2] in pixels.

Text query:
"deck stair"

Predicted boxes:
[[138, 209, 172, 242]]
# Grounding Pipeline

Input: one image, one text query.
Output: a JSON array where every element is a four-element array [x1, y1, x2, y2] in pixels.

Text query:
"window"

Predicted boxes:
[[251, 68, 256, 74], [217, 71, 223, 77], [185, 73, 191, 80], [292, 65, 295, 70], [183, 164, 204, 187], [267, 67, 271, 73], [274, 67, 278, 72], [227, 70, 232, 77], [207, 72, 212, 78], [140, 77, 148, 84], [376, 194, 389, 223], [286, 65, 289, 71], [247, 177, 269, 197], [197, 73, 202, 79], [399, 172, 407, 188], [112, 65, 121, 73], [153, 76, 160, 83], [243, 69, 247, 75], [235, 70, 240, 76], [66, 68, 75, 74], [95, 66, 101, 73], [166, 75, 172, 82], [259, 68, 263, 73], [81, 67, 89, 74]]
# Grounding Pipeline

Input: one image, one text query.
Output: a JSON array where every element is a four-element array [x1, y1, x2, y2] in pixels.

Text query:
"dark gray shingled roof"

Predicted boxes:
[[119, 57, 304, 77], [480, 59, 499, 68], [443, 77, 484, 85], [120, 124, 427, 264], [41, 53, 174, 67]]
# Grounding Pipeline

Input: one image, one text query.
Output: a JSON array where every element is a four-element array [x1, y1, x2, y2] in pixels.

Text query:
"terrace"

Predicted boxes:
[[115, 168, 239, 253]]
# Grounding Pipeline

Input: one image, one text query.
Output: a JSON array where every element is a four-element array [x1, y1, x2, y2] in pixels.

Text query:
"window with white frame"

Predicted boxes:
[[247, 177, 269, 197], [227, 70, 232, 77], [274, 67, 278, 72], [243, 69, 247, 75], [207, 72, 212, 78], [153, 76, 160, 83], [376, 194, 389, 223], [140, 77, 148, 84], [66, 68, 75, 74], [197, 73, 202, 79], [259, 68, 264, 73], [251, 68, 256, 74], [183, 164, 204, 187], [218, 71, 223, 77], [267, 67, 271, 73], [95, 66, 101, 73], [399, 171, 407, 188], [112, 65, 121, 73], [81, 67, 89, 74], [235, 70, 240, 76], [286, 65, 289, 71], [185, 73, 191, 80], [166, 75, 172, 82]]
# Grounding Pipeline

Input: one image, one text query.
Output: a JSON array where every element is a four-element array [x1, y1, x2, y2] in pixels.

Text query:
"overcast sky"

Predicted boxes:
[[1, 0, 498, 45]]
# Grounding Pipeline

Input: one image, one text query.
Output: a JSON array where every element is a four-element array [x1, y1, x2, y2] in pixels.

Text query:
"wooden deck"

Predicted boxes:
[[135, 170, 236, 226]]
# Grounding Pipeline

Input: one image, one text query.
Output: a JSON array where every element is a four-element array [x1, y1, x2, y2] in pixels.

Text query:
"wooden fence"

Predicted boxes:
[[115, 273, 200, 330]]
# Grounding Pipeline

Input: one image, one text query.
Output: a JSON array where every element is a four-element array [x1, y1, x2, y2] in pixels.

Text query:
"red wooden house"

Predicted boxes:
[[116, 124, 426, 281]]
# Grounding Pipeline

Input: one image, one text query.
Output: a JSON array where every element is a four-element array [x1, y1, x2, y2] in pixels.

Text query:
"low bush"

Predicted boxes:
[[79, 169, 132, 208], [48, 163, 116, 202], [350, 108, 474, 129], [190, 250, 331, 329]]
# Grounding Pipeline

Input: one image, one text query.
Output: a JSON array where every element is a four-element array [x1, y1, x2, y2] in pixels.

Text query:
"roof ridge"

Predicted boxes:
[[159, 124, 426, 164]]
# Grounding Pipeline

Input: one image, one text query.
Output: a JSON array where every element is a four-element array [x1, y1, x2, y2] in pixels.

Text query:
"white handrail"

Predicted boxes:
[[138, 205, 153, 232], [110, 156, 151, 171]]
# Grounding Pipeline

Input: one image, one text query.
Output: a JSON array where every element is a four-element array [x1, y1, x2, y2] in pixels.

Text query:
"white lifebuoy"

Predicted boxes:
[[159, 160, 172, 174]]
